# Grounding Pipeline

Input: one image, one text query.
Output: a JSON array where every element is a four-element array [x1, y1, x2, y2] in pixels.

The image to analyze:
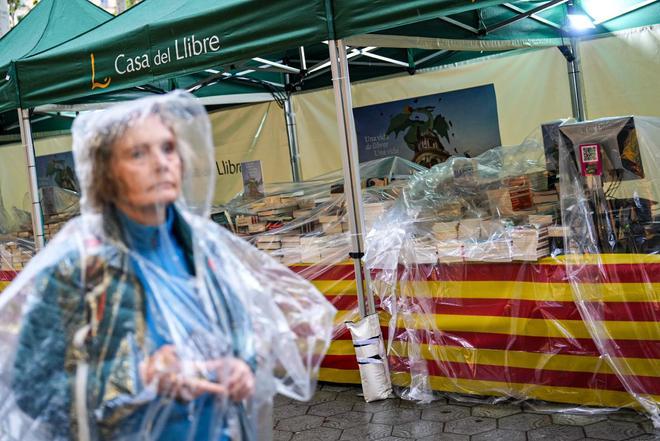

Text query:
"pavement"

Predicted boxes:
[[273, 383, 660, 441]]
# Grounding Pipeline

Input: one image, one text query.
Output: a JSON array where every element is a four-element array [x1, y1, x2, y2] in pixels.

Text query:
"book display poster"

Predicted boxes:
[[241, 160, 264, 199], [35, 152, 79, 192], [35, 152, 80, 217], [354, 84, 502, 168]]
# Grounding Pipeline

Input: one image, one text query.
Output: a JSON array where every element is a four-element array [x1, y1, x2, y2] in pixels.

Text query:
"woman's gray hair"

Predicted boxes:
[[72, 96, 197, 214]]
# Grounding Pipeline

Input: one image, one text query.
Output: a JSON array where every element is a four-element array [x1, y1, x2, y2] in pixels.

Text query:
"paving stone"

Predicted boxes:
[[445, 416, 496, 435], [391, 420, 443, 438], [276, 415, 325, 432], [420, 404, 470, 422], [471, 404, 522, 418], [291, 427, 342, 441], [498, 412, 552, 431], [628, 434, 660, 441], [373, 438, 408, 441], [528, 424, 585, 441], [352, 398, 400, 413], [336, 390, 367, 403], [523, 401, 582, 414], [551, 413, 608, 426], [608, 411, 652, 423], [371, 408, 421, 425], [472, 429, 526, 441], [308, 400, 355, 417], [308, 390, 339, 405], [397, 399, 426, 409], [640, 420, 660, 436], [322, 411, 372, 430], [273, 404, 309, 420], [584, 420, 646, 440], [339, 423, 393, 440], [321, 384, 355, 392], [274, 394, 294, 407], [416, 434, 469, 441], [640, 421, 658, 434], [273, 430, 294, 441]]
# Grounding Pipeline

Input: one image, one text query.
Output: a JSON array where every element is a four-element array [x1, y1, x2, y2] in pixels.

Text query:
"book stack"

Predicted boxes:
[[464, 239, 511, 263], [533, 189, 560, 214], [505, 176, 534, 212], [364, 201, 392, 230], [256, 234, 281, 251], [432, 221, 458, 241], [280, 235, 302, 264], [1, 241, 32, 270], [319, 214, 347, 235], [404, 238, 437, 265], [509, 225, 550, 261], [487, 188, 515, 216], [320, 234, 350, 260], [436, 240, 463, 263], [480, 219, 505, 240], [458, 219, 482, 241], [300, 236, 323, 263], [529, 171, 550, 192]]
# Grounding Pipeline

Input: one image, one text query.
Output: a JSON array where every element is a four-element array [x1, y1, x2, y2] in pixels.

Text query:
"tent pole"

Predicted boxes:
[[17, 107, 45, 250], [566, 37, 586, 121], [328, 39, 375, 318], [284, 74, 302, 182]]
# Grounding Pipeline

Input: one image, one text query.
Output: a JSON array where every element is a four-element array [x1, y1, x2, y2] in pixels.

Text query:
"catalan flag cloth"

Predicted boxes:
[[290, 254, 659, 412]]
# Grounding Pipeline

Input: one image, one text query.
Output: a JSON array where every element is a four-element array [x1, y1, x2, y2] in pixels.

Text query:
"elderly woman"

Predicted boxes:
[[0, 92, 335, 440]]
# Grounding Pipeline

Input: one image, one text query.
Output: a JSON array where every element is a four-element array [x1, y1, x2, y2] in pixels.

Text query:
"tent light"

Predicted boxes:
[[566, 1, 595, 30], [568, 13, 596, 29]]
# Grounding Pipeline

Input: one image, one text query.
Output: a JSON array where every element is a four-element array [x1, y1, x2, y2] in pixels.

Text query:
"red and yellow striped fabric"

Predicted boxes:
[[290, 254, 660, 410], [0, 271, 13, 293]]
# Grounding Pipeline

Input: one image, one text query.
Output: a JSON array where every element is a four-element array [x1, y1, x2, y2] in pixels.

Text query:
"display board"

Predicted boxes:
[[354, 84, 501, 167]]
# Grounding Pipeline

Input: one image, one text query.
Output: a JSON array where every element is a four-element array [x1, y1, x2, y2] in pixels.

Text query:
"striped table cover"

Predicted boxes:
[[2, 257, 658, 409], [0, 271, 13, 292], [289, 254, 660, 409]]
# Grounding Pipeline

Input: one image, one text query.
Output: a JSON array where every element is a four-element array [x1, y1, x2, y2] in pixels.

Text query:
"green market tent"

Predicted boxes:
[[0, 0, 113, 112], [5, 0, 660, 110]]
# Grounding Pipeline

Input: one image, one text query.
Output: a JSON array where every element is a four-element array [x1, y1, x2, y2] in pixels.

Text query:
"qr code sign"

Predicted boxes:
[[580, 144, 599, 163]]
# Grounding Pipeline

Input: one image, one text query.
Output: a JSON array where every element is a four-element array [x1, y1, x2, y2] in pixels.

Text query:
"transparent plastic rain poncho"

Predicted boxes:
[[364, 117, 659, 426], [0, 91, 336, 441]]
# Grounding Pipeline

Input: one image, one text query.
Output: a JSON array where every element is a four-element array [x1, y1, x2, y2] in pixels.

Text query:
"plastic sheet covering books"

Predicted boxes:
[[364, 117, 659, 427], [215, 156, 426, 342], [0, 92, 336, 441]]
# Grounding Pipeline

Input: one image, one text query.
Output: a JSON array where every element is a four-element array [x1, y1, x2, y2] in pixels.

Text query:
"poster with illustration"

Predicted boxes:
[[241, 160, 264, 199], [35, 152, 80, 216], [354, 84, 502, 167], [36, 152, 79, 192]]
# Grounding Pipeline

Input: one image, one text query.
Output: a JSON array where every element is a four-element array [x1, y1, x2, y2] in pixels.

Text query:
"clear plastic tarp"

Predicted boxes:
[[0, 91, 336, 440], [214, 156, 426, 344], [364, 117, 659, 427]]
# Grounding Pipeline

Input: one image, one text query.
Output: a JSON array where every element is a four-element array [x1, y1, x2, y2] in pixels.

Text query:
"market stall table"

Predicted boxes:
[[290, 254, 660, 409]]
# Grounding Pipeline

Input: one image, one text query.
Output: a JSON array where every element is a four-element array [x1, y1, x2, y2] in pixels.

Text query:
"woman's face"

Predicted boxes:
[[110, 115, 182, 210]]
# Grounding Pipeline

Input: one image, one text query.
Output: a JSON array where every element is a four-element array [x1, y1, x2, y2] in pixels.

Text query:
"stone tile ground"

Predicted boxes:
[[273, 383, 660, 441]]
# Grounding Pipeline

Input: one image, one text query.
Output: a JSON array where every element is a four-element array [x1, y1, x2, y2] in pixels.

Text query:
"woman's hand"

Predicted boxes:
[[139, 345, 255, 401], [204, 358, 255, 402]]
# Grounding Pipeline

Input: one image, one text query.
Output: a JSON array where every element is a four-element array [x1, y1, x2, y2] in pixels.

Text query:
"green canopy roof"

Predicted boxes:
[[5, 0, 660, 111], [0, 0, 112, 111]]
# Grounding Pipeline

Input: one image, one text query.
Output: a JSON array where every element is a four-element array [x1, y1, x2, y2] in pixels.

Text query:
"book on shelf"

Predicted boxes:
[[256, 235, 282, 243], [257, 242, 281, 250]]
